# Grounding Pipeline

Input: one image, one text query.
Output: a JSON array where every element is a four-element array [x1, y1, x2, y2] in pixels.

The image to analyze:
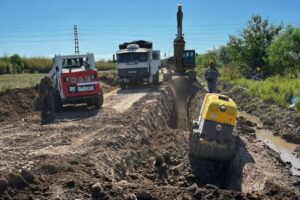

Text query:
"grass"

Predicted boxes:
[[197, 65, 300, 112], [0, 73, 47, 91], [224, 75, 300, 109], [0, 70, 116, 92]]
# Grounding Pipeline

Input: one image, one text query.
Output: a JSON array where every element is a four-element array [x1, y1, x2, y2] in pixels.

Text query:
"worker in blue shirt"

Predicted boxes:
[[204, 59, 219, 93]]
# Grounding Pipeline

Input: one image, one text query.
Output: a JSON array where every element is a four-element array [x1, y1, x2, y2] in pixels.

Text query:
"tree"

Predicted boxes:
[[215, 46, 230, 65], [196, 50, 217, 68], [10, 54, 24, 73], [227, 15, 283, 75], [267, 25, 300, 78], [0, 60, 8, 74]]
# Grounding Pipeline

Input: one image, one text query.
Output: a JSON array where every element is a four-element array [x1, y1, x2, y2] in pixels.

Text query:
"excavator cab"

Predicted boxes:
[[189, 93, 237, 161], [183, 50, 196, 69]]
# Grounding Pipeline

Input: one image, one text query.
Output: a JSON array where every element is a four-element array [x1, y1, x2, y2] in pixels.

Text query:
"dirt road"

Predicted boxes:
[[104, 88, 150, 113], [0, 77, 299, 199]]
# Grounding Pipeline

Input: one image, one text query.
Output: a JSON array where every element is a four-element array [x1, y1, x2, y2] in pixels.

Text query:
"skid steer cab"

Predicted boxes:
[[189, 93, 237, 161], [47, 53, 103, 112]]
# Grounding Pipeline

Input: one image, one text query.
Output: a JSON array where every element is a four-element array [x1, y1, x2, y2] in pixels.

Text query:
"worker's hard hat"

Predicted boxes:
[[209, 59, 215, 65], [256, 67, 261, 72]]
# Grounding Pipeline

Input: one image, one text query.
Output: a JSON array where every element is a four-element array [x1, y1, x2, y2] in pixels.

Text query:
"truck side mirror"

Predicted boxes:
[[113, 54, 116, 63]]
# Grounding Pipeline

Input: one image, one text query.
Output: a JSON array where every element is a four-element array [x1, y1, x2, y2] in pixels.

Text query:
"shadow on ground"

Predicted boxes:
[[41, 104, 100, 124]]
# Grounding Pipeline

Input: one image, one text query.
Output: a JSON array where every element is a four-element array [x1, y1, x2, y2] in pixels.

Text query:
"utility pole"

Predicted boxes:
[[74, 25, 79, 55]]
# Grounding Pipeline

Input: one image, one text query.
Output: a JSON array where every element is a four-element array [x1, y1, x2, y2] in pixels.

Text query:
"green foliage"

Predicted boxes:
[[23, 57, 52, 73], [219, 61, 243, 81], [215, 46, 230, 65], [267, 25, 300, 78], [0, 55, 116, 74], [230, 76, 300, 108], [0, 60, 9, 74], [295, 100, 300, 111], [161, 58, 168, 68], [10, 54, 24, 73], [94, 61, 116, 71], [195, 50, 217, 71], [227, 15, 283, 75]]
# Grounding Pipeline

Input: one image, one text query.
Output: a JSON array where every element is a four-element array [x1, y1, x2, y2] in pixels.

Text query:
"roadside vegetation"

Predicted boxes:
[[0, 54, 116, 91], [0, 70, 115, 92], [0, 55, 116, 74], [196, 15, 300, 111]]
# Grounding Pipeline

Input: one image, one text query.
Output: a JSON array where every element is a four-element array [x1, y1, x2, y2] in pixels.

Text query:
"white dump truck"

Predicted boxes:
[[115, 40, 161, 89]]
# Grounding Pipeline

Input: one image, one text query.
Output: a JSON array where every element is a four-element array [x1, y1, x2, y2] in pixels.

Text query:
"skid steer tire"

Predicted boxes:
[[94, 92, 104, 108], [48, 88, 62, 113]]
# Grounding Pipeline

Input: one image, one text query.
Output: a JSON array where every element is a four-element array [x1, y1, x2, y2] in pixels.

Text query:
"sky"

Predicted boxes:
[[0, 0, 299, 60]]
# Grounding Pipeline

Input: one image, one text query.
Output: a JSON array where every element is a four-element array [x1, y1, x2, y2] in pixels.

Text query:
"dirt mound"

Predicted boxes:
[[99, 72, 118, 86], [0, 86, 40, 122], [219, 80, 300, 144], [99, 72, 118, 94]]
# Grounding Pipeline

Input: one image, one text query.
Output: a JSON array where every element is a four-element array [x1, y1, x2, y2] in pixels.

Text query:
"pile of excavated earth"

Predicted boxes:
[[0, 73, 299, 199]]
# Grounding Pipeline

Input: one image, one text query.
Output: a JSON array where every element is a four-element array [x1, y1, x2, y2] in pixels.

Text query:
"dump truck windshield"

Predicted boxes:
[[117, 53, 148, 63], [62, 58, 90, 69]]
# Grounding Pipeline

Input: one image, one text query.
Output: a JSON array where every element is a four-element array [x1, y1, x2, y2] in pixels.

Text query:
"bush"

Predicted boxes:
[[0, 60, 8, 74], [267, 25, 300, 78], [295, 100, 300, 111], [95, 61, 116, 71], [23, 57, 52, 73], [10, 54, 24, 73], [219, 61, 241, 80]]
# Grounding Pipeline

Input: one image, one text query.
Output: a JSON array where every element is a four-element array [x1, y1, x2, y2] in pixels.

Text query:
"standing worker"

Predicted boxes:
[[204, 59, 219, 93]]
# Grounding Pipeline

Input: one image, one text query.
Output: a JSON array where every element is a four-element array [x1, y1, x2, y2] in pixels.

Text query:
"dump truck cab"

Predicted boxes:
[[189, 93, 237, 161], [116, 40, 161, 89], [48, 53, 103, 112]]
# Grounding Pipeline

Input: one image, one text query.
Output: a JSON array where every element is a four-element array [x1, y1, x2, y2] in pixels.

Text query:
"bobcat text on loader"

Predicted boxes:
[[189, 94, 237, 161], [47, 53, 103, 112]]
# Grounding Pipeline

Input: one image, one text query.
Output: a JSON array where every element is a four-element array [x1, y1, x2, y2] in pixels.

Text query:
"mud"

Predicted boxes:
[[219, 80, 300, 144], [0, 77, 299, 199], [238, 111, 300, 175]]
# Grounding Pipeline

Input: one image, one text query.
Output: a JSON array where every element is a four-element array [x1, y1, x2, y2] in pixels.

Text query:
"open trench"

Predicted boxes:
[[98, 77, 259, 198], [1, 76, 299, 199], [103, 76, 299, 199]]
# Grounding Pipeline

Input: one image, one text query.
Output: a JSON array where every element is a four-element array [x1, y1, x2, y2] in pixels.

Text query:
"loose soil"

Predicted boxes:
[[0, 77, 299, 199]]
